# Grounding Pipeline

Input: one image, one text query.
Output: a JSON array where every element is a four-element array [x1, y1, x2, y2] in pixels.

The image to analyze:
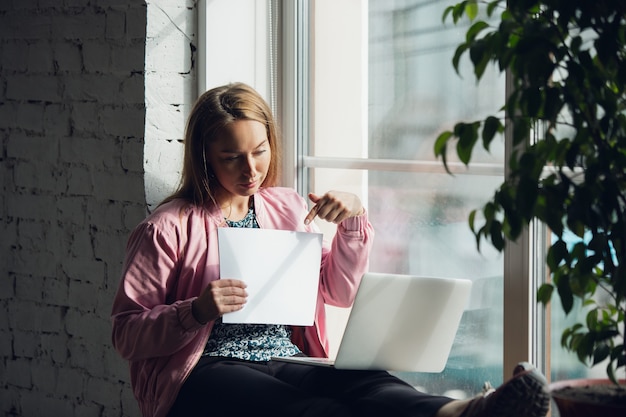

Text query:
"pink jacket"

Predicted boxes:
[[111, 187, 374, 417]]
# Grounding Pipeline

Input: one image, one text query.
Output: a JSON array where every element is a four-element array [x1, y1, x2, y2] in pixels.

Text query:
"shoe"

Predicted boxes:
[[460, 362, 550, 417]]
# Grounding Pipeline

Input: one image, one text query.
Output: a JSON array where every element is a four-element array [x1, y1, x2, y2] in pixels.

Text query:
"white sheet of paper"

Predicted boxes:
[[218, 228, 323, 325]]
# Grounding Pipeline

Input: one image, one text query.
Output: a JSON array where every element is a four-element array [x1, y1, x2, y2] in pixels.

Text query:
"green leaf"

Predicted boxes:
[[456, 122, 480, 164], [516, 180, 535, 220], [468, 209, 477, 233], [452, 43, 470, 74], [434, 130, 453, 157], [576, 334, 595, 364], [442, 6, 455, 23], [570, 35, 582, 54], [586, 309, 599, 331], [607, 362, 618, 385], [547, 239, 568, 271], [434, 131, 453, 174], [489, 221, 505, 251], [486, 0, 501, 17], [469, 39, 491, 80], [537, 283, 554, 304], [543, 87, 563, 122], [512, 118, 530, 145], [465, 1, 478, 21], [593, 343, 610, 365], [556, 274, 574, 314], [562, 323, 583, 346], [466, 21, 489, 43], [446, 1, 472, 24], [482, 116, 503, 150], [523, 87, 542, 117]]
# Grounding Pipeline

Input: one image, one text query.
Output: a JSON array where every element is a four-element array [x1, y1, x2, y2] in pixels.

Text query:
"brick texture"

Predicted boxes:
[[0, 0, 194, 416]]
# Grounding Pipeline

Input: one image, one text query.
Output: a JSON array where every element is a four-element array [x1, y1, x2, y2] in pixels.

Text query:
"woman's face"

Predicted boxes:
[[207, 119, 271, 201]]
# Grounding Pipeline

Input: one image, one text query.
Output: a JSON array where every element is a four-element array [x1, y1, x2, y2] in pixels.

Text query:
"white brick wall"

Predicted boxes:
[[144, 1, 193, 209], [0, 1, 196, 416]]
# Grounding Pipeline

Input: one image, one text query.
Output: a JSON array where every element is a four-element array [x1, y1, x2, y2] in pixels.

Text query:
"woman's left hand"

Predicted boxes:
[[304, 191, 364, 225]]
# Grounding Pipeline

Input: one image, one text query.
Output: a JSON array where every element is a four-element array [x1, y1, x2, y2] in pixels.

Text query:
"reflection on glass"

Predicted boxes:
[[367, 0, 505, 397], [366, 172, 503, 396], [368, 0, 504, 163]]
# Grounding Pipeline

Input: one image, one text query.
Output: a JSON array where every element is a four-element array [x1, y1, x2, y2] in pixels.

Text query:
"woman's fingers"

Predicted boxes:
[[212, 279, 247, 310], [305, 191, 363, 224], [304, 193, 321, 224], [192, 279, 248, 323]]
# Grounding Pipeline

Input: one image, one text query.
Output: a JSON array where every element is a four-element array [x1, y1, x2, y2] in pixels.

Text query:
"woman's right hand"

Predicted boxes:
[[191, 279, 248, 324]]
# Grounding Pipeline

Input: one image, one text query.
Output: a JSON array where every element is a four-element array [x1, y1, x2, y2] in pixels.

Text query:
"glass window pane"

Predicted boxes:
[[306, 0, 506, 398], [368, 171, 505, 396], [366, 0, 505, 397], [310, 167, 505, 397], [368, 0, 504, 163]]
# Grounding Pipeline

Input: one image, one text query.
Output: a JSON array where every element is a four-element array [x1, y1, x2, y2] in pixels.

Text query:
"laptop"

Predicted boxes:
[[272, 272, 472, 372]]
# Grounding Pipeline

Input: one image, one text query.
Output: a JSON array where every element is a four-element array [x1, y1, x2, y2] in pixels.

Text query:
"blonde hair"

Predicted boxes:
[[161, 83, 282, 207]]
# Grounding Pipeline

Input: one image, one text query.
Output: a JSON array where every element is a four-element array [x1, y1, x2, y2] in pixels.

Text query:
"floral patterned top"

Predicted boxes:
[[202, 205, 302, 361]]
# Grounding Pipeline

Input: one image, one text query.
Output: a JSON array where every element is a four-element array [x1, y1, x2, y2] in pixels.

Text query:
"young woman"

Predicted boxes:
[[111, 82, 550, 417]]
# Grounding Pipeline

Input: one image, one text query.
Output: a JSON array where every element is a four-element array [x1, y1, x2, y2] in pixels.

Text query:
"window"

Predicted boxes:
[[298, 0, 506, 396], [198, 0, 273, 98], [199, 0, 602, 398], [298, 0, 604, 391]]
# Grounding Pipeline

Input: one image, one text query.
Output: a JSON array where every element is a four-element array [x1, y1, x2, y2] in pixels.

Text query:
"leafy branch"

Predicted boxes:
[[436, 0, 626, 384]]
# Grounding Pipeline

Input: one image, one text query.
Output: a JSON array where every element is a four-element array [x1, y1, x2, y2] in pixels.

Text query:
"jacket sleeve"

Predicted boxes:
[[110, 221, 205, 361], [317, 211, 375, 307]]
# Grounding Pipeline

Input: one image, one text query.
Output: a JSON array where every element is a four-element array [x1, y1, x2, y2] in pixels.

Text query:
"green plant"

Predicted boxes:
[[434, 0, 626, 384]]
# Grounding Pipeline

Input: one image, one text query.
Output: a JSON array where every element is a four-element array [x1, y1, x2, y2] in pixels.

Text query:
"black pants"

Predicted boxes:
[[168, 356, 453, 417]]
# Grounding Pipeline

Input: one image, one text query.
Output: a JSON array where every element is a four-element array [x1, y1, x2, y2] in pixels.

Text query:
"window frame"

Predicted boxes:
[[283, 0, 544, 382], [199, 0, 546, 383]]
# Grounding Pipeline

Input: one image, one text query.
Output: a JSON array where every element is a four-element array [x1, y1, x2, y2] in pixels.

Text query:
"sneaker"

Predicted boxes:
[[460, 362, 550, 417]]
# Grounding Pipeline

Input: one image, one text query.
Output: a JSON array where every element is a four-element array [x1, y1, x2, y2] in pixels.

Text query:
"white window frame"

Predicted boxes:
[[286, 1, 542, 379], [198, 0, 270, 97], [199, 0, 544, 381]]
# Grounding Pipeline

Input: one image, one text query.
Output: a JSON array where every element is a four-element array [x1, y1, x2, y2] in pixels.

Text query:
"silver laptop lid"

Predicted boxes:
[[334, 273, 472, 372]]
